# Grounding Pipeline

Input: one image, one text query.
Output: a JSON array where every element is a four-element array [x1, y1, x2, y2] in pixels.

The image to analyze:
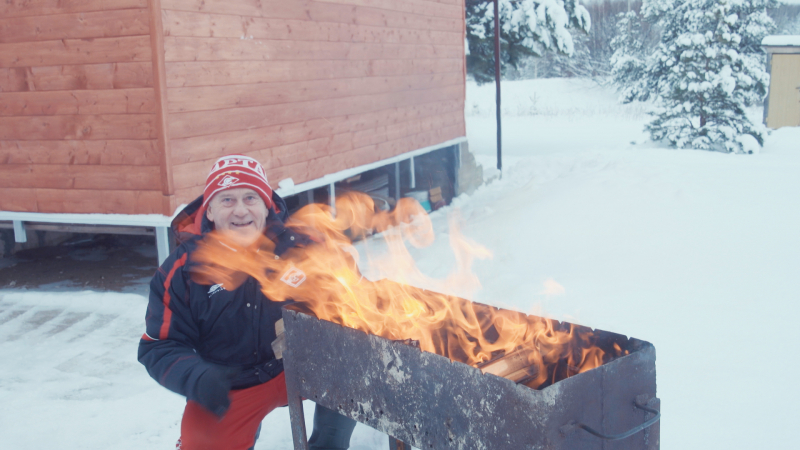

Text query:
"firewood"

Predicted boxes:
[[477, 348, 537, 382], [272, 319, 286, 359]]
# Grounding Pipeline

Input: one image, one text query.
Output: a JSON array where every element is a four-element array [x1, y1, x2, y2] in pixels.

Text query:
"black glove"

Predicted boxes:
[[193, 364, 239, 418]]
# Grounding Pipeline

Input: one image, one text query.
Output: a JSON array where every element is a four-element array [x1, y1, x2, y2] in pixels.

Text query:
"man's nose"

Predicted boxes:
[[233, 200, 248, 215]]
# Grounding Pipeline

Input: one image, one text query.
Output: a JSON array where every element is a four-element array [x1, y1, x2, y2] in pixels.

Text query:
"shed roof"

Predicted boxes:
[[762, 35, 800, 53]]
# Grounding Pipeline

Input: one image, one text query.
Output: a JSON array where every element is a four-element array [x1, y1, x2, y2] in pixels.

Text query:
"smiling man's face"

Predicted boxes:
[[206, 188, 268, 241]]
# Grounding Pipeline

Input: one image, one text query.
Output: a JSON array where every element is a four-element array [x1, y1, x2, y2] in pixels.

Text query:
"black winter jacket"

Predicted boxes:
[[137, 193, 310, 399]]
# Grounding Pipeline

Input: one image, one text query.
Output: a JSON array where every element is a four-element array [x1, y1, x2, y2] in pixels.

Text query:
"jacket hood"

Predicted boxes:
[[171, 192, 290, 245]]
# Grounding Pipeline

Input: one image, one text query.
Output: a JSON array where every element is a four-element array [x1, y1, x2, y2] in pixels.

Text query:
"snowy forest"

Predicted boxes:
[[466, 0, 800, 81], [465, 0, 800, 152]]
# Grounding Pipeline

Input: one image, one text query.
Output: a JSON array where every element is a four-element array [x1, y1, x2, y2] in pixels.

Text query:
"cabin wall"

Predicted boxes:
[[0, 0, 168, 214], [160, 0, 468, 204], [765, 53, 800, 129]]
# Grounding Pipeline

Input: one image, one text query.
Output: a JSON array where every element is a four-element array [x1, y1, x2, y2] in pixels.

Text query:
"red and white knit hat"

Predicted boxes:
[[202, 155, 274, 210]]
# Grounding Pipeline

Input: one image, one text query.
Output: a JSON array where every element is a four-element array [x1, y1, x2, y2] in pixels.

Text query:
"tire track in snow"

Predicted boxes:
[[0, 309, 27, 327], [66, 313, 120, 343], [5, 309, 63, 341], [45, 312, 92, 337]]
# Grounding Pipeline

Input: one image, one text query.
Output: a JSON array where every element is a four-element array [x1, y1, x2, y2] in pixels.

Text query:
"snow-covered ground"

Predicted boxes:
[[1, 78, 799, 449]]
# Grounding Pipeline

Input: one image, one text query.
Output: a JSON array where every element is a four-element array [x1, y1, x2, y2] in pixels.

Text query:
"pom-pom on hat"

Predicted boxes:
[[203, 155, 274, 210]]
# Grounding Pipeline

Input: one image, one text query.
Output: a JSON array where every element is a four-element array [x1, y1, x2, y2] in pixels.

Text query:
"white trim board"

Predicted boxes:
[[0, 210, 180, 227]]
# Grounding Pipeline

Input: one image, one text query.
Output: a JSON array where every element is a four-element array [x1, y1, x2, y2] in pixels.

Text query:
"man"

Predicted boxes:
[[138, 155, 356, 450]]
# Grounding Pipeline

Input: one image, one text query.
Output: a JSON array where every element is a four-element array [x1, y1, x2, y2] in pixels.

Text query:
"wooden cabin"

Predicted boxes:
[[0, 0, 468, 217], [0, 0, 472, 261], [762, 36, 800, 129]]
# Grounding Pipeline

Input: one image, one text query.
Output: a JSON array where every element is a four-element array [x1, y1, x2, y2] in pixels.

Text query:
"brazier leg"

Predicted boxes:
[[287, 392, 309, 450], [644, 397, 661, 450]]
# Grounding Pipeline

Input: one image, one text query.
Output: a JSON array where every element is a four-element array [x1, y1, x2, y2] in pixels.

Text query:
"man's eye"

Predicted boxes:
[[244, 196, 259, 205], [221, 198, 234, 205]]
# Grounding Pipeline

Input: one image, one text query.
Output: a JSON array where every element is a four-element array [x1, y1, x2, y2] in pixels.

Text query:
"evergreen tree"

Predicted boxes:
[[619, 0, 774, 153], [610, 10, 659, 102], [466, 0, 591, 84]]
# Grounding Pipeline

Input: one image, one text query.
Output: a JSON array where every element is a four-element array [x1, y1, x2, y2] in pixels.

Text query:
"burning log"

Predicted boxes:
[[476, 348, 539, 384]]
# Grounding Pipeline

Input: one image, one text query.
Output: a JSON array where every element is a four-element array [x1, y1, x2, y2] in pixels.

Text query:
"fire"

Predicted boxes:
[[191, 192, 625, 389]]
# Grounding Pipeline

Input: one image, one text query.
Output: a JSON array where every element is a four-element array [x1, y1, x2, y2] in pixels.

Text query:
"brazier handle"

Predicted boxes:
[[561, 399, 660, 441]]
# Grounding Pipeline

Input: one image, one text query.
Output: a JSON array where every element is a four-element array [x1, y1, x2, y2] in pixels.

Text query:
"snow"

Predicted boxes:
[[762, 34, 800, 46], [2, 78, 800, 449]]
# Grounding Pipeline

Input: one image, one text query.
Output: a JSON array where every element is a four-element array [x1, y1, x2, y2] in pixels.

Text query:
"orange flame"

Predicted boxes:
[[191, 192, 622, 389]]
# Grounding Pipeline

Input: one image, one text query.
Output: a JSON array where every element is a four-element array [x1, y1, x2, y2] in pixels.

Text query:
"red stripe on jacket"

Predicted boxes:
[[159, 253, 188, 340]]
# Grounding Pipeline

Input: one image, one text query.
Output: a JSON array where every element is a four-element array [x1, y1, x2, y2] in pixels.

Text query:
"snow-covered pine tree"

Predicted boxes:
[[640, 0, 774, 153], [466, 0, 591, 84], [610, 9, 659, 102]]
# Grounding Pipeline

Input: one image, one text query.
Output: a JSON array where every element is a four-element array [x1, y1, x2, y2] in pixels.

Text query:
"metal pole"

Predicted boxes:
[[410, 156, 416, 189], [493, 0, 502, 173], [155, 226, 170, 265], [12, 220, 27, 243], [329, 183, 336, 216]]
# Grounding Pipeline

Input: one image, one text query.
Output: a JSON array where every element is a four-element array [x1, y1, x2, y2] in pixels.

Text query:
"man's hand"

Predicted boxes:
[[193, 364, 239, 418]]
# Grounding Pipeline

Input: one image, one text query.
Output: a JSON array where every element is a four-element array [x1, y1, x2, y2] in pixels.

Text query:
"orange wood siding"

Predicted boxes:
[[0, 0, 148, 18], [162, 0, 467, 204], [1, 0, 466, 214], [0, 2, 166, 214], [0, 63, 154, 92], [0, 187, 166, 214]]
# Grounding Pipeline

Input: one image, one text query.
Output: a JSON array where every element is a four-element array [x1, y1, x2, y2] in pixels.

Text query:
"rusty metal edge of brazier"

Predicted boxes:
[[282, 308, 659, 450]]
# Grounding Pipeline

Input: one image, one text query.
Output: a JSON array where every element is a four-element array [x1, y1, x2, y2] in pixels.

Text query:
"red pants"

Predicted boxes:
[[178, 372, 288, 450]]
